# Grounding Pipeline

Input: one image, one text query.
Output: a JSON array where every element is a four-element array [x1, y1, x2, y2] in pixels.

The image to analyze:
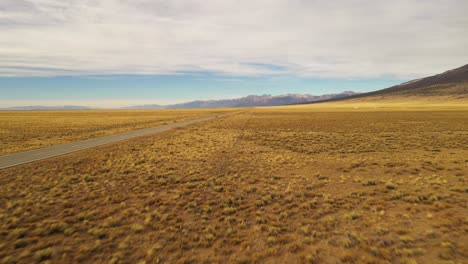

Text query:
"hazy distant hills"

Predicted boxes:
[[123, 104, 165, 110], [127, 91, 358, 109], [303, 64, 468, 104], [0, 105, 92, 110]]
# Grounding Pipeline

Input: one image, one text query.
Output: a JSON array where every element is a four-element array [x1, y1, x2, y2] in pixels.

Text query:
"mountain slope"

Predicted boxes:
[[303, 64, 468, 104]]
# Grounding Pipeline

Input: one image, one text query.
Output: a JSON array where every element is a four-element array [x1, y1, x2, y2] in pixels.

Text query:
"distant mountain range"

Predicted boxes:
[[1, 91, 358, 110], [3, 64, 466, 110], [125, 91, 358, 109]]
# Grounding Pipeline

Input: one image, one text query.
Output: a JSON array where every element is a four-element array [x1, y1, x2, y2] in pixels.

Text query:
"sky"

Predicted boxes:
[[1, 0, 467, 107]]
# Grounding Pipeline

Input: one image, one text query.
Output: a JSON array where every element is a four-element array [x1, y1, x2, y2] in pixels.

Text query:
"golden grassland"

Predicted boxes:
[[0, 109, 233, 155], [277, 98, 468, 112], [0, 106, 467, 263]]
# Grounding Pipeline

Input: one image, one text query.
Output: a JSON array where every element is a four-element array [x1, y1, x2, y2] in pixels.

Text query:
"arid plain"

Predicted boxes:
[[0, 103, 467, 263], [0, 109, 231, 156]]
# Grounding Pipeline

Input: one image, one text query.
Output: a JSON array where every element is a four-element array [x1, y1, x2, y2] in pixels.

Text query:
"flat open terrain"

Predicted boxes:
[[0, 109, 232, 155], [0, 114, 234, 170], [0, 105, 467, 263]]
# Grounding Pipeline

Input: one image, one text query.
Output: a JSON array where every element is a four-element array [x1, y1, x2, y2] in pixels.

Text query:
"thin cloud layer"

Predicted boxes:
[[1, 0, 467, 78]]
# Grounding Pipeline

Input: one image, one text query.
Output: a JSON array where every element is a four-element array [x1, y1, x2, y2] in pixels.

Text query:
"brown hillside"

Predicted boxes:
[[303, 64, 468, 104]]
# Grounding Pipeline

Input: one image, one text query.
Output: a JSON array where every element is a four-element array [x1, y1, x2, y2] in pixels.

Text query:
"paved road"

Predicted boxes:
[[0, 113, 235, 170]]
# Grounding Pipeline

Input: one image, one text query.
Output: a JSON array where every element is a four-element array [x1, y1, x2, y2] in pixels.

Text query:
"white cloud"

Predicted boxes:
[[1, 0, 467, 78]]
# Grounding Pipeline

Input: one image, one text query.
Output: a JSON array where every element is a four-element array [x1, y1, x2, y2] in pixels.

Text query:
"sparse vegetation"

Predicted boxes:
[[0, 109, 231, 155], [0, 106, 467, 262]]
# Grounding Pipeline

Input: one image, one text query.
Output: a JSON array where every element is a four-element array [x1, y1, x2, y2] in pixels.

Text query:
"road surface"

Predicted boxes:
[[0, 113, 234, 170]]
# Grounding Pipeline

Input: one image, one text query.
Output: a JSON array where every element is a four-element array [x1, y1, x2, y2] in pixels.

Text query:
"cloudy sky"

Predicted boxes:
[[1, 0, 467, 107]]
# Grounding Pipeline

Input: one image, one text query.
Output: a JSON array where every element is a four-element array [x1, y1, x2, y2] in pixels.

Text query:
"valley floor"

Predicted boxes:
[[0, 106, 467, 263], [0, 109, 231, 155]]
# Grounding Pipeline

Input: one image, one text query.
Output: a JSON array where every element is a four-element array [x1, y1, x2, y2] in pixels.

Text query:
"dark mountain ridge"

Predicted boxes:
[[127, 91, 358, 109]]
